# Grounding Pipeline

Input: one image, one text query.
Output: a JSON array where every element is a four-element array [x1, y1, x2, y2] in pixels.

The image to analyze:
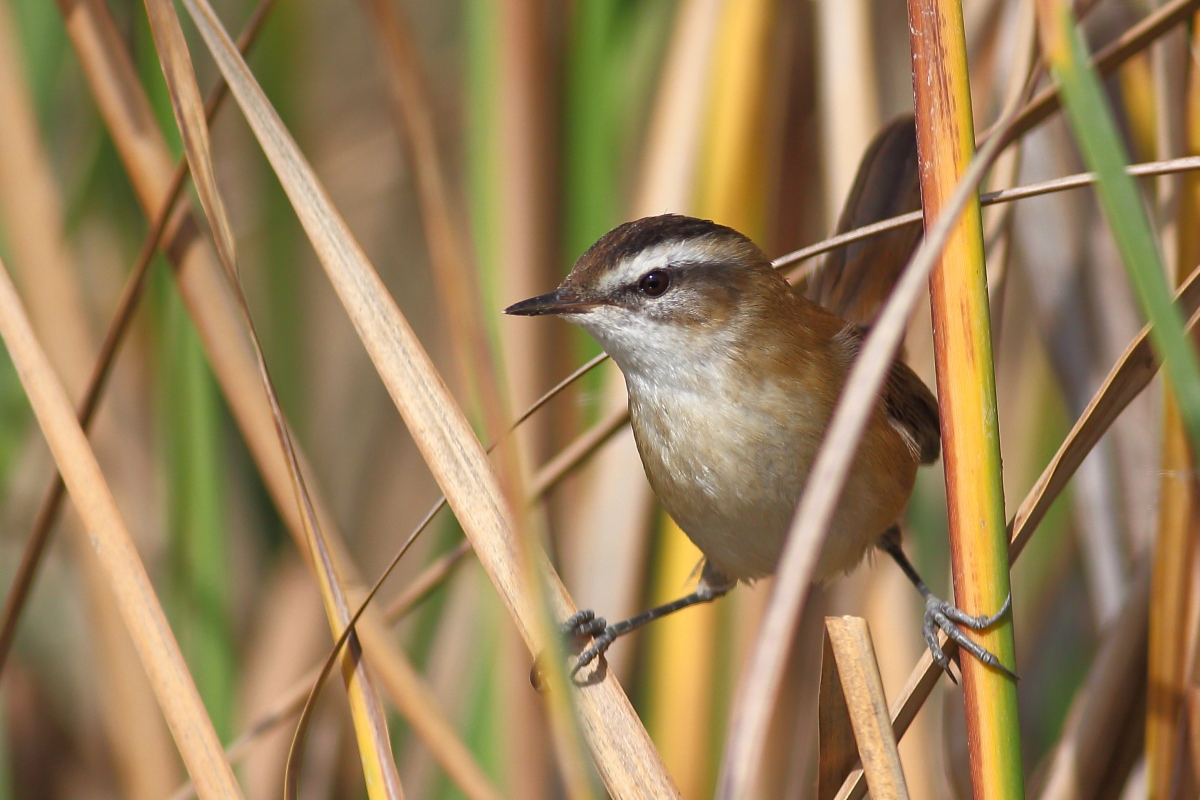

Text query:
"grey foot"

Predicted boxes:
[[923, 594, 1016, 682], [529, 610, 613, 691], [562, 610, 616, 677]]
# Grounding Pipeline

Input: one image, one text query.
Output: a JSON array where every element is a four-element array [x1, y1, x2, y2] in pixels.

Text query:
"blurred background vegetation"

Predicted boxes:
[[0, 0, 1193, 797]]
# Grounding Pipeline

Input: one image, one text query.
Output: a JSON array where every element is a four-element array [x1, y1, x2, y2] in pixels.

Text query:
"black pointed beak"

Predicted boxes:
[[504, 287, 600, 316]]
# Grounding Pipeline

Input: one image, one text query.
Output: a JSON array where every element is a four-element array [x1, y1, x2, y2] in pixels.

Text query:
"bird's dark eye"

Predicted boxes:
[[638, 269, 671, 297]]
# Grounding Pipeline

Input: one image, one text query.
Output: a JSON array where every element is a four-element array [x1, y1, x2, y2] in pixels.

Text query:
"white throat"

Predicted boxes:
[[569, 306, 737, 396]]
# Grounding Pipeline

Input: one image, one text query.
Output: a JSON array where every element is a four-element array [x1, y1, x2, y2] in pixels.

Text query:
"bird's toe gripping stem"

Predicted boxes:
[[529, 610, 615, 691], [561, 610, 616, 676], [924, 593, 1016, 682]]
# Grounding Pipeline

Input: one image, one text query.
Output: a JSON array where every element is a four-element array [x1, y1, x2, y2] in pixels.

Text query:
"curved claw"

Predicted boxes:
[[923, 594, 1017, 681], [571, 626, 617, 677], [562, 609, 607, 646], [937, 593, 1012, 631], [922, 620, 957, 684], [530, 610, 612, 690]]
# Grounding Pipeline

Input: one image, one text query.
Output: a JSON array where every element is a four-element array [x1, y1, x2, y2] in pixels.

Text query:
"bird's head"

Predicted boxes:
[[505, 215, 793, 377]]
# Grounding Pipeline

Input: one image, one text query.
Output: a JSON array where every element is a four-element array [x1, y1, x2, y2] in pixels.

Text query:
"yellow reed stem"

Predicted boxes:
[[1146, 14, 1200, 798], [907, 1, 1024, 799]]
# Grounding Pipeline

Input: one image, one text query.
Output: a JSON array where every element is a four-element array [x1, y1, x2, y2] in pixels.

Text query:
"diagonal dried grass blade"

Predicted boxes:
[[835, 260, 1200, 800], [52, 0, 503, 796], [176, 0, 676, 796], [137, 0, 403, 795], [0, 0, 274, 685], [359, 0, 501, 438], [717, 70, 1023, 800], [1001, 0, 1200, 150], [1036, 563, 1150, 800], [822, 617, 909, 800], [0, 253, 243, 799]]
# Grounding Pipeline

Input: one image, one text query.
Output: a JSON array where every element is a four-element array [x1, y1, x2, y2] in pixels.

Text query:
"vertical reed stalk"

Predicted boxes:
[[1149, 11, 1200, 797], [1032, 5, 1200, 790], [907, 3, 1024, 800], [641, 1, 776, 794]]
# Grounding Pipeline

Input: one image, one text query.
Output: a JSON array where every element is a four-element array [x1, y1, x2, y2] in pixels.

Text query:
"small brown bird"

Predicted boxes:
[[507, 119, 1011, 680]]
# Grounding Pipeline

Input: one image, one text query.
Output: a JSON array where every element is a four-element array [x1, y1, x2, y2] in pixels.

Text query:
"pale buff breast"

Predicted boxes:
[[627, 372, 918, 583]]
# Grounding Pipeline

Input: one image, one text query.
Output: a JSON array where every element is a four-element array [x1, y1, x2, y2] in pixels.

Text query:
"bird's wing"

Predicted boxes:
[[884, 357, 941, 465], [834, 323, 941, 465], [804, 115, 922, 329]]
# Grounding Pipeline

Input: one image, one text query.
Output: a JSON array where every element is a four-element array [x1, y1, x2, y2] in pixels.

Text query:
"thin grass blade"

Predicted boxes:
[[1034, 0, 1200, 448], [53, 1, 502, 796], [0, 254, 243, 799], [836, 261, 1200, 799], [138, 0, 403, 795], [717, 57, 1022, 800], [175, 0, 677, 796]]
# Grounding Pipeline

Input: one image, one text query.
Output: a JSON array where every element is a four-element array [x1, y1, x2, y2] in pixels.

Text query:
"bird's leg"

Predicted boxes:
[[877, 526, 1016, 682], [562, 562, 735, 678]]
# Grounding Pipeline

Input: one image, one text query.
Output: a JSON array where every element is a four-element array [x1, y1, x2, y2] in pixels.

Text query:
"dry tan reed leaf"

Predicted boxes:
[[0, 0, 275, 680], [176, 0, 676, 796], [359, 0, 501, 437], [999, 0, 1200, 148], [718, 90, 1019, 800], [819, 628, 859, 800], [53, 1, 506, 796], [776, 154, 1200, 278], [0, 4, 182, 793], [140, 0, 235, 268], [0, 254, 242, 799], [1179, 24, 1200, 789], [168, 539, 477, 800], [834, 261, 1200, 800], [137, 0, 403, 795], [822, 618, 910, 800], [1036, 563, 1149, 800], [1144, 19, 1199, 796]]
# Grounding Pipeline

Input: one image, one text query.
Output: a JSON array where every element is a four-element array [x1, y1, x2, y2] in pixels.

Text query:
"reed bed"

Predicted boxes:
[[0, 0, 1199, 798]]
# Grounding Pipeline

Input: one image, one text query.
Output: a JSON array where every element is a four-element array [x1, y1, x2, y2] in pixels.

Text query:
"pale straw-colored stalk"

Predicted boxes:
[[177, 0, 677, 795]]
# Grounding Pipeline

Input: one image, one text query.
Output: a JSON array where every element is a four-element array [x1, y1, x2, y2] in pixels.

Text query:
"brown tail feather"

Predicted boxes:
[[805, 115, 923, 328], [809, 116, 940, 462]]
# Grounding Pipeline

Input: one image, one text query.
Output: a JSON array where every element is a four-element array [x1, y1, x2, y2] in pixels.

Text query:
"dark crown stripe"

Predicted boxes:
[[579, 214, 748, 270]]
